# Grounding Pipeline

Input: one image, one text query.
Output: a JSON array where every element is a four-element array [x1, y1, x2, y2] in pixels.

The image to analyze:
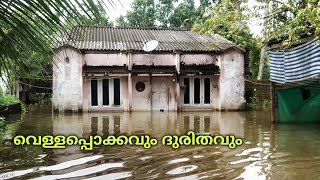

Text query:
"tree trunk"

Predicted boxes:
[[257, 1, 269, 80], [257, 45, 266, 80]]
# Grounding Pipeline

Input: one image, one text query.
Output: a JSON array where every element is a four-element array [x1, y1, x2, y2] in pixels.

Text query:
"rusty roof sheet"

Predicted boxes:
[[53, 26, 243, 52]]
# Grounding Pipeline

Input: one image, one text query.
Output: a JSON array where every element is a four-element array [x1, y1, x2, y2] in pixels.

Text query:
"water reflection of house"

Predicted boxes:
[[52, 26, 245, 112], [53, 112, 244, 138]]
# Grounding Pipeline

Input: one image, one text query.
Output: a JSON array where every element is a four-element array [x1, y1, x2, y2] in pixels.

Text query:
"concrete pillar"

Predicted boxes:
[[15, 83, 20, 100], [127, 50, 133, 112], [270, 81, 276, 123], [82, 78, 89, 112], [175, 75, 181, 111], [127, 51, 132, 71], [128, 73, 132, 111], [174, 51, 181, 74]]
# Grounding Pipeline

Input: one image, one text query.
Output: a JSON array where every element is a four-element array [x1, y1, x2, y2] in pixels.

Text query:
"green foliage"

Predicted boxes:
[[262, 99, 271, 110], [192, 0, 263, 79], [247, 89, 270, 110], [118, 0, 197, 29], [39, 95, 52, 105], [255, 0, 320, 48], [195, 0, 220, 25], [169, 0, 197, 29], [0, 94, 19, 107], [126, 0, 157, 27], [115, 15, 129, 27], [0, 0, 116, 93], [192, 0, 251, 48], [21, 103, 27, 114], [249, 90, 259, 106], [75, 1, 113, 26], [0, 117, 5, 133], [156, 0, 178, 27]]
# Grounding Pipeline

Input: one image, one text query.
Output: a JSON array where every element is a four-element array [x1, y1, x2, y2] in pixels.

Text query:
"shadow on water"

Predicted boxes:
[[0, 106, 320, 179]]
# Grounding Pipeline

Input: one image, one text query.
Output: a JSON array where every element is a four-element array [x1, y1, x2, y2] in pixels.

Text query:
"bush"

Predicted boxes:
[[0, 93, 20, 107]]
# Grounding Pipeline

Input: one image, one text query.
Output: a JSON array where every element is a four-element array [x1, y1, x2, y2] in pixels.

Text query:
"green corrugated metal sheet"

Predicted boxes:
[[277, 86, 320, 123]]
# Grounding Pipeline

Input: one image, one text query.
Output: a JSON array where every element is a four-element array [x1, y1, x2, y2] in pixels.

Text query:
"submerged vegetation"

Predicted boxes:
[[0, 94, 19, 107], [248, 92, 271, 111]]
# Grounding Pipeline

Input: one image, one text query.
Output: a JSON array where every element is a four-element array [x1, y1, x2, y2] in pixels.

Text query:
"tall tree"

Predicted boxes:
[[192, 0, 252, 48], [257, 0, 320, 47], [169, 0, 197, 29], [197, 0, 221, 16], [126, 0, 156, 27], [80, 2, 113, 26], [192, 0, 262, 78], [255, 0, 320, 79], [156, 0, 178, 27], [257, 1, 269, 80], [115, 15, 129, 27]]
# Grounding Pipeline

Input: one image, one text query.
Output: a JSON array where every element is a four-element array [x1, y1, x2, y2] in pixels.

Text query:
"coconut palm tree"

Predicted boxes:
[[0, 0, 116, 93]]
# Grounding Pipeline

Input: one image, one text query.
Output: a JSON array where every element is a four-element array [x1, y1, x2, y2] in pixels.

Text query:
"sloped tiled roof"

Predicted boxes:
[[53, 26, 243, 52]]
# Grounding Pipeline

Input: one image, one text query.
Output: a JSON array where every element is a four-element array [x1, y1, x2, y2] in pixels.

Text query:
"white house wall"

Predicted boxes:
[[84, 53, 127, 66], [219, 49, 245, 110], [52, 47, 83, 112], [181, 54, 217, 65], [82, 53, 218, 68], [132, 54, 176, 66], [131, 76, 152, 111]]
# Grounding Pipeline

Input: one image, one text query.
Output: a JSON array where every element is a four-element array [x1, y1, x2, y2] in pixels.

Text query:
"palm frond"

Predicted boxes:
[[0, 0, 117, 91]]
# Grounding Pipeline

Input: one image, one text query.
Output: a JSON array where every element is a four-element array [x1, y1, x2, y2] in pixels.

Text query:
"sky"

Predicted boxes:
[[104, 0, 263, 37]]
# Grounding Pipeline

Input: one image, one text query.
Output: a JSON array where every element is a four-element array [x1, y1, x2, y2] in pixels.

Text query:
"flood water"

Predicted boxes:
[[1, 106, 320, 180]]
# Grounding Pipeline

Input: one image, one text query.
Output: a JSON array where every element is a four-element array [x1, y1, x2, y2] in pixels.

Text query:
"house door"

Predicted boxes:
[[151, 77, 169, 111]]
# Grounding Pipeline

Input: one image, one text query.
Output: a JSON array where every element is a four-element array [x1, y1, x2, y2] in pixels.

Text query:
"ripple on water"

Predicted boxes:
[[2, 108, 320, 179], [167, 158, 189, 164], [32, 162, 124, 180], [166, 165, 198, 175], [236, 147, 263, 156]]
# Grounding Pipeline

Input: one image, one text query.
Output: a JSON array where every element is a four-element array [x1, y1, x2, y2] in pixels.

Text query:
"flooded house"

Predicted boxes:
[[52, 26, 245, 112]]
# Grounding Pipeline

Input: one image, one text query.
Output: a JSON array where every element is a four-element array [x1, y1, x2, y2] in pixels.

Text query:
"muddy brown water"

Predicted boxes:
[[1, 105, 320, 180]]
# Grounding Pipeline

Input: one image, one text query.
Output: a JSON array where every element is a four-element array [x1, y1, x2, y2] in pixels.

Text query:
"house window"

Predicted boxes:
[[114, 78, 120, 106], [184, 78, 190, 104], [90, 78, 121, 107], [103, 79, 109, 106], [181, 77, 212, 106], [91, 79, 98, 106], [204, 78, 211, 104], [194, 78, 200, 104]]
